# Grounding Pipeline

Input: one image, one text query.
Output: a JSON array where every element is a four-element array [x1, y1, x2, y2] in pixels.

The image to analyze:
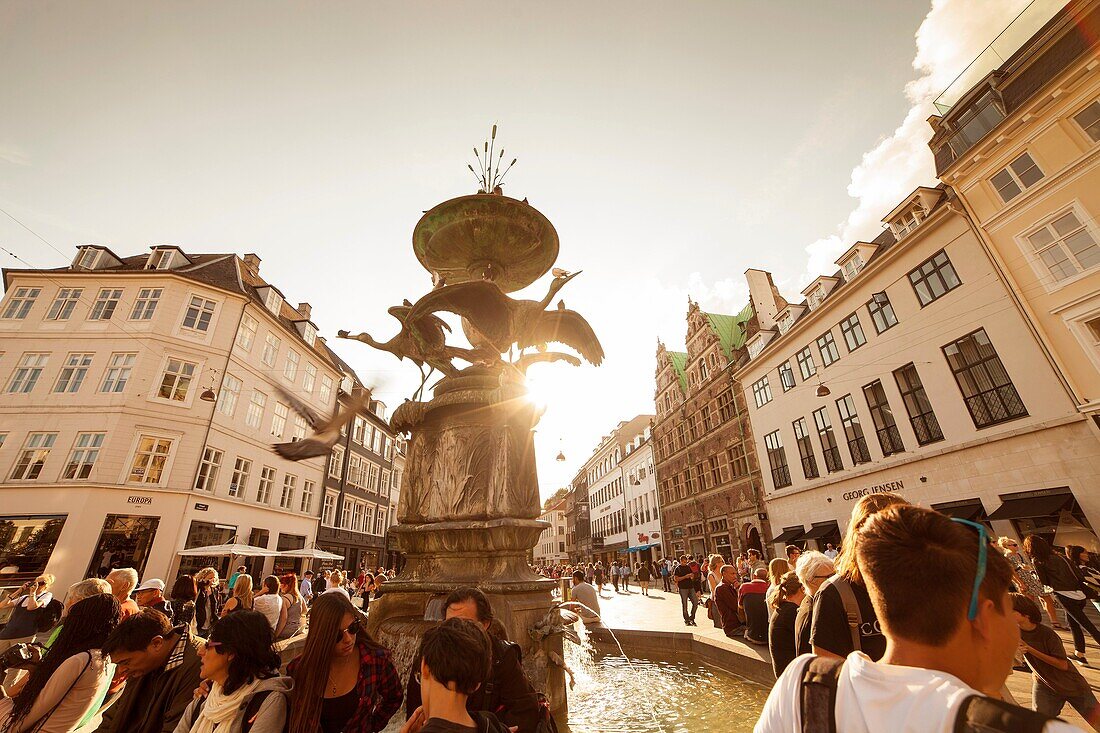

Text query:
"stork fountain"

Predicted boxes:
[[337, 139, 603, 716]]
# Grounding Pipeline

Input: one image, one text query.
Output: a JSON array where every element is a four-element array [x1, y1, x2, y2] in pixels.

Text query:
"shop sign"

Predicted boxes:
[[195, 503, 209, 511], [842, 480, 904, 502], [127, 496, 152, 505], [670, 527, 684, 538]]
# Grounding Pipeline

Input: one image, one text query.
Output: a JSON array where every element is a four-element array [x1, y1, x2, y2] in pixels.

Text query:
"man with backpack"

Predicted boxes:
[[755, 505, 1082, 732]]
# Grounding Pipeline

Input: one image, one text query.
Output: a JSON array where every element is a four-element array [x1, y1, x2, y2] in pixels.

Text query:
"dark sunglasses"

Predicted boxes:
[[951, 517, 989, 621], [204, 640, 227, 654], [336, 620, 361, 642]]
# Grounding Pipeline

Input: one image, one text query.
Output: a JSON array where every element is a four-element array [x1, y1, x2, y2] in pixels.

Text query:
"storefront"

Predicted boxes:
[[179, 521, 238, 579], [85, 514, 161, 579], [0, 515, 67, 587]]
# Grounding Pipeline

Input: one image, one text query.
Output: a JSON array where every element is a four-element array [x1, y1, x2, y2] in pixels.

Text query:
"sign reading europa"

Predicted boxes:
[[842, 480, 904, 502]]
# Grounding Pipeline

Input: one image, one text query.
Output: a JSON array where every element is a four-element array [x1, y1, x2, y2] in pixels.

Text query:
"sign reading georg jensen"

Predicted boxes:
[[842, 480, 904, 502]]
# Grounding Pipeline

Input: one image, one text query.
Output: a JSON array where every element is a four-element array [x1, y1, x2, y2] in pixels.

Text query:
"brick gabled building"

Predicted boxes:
[[652, 299, 770, 560]]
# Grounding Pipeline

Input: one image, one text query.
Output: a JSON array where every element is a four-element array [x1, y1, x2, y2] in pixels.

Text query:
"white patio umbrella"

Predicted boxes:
[[277, 548, 345, 560], [177, 543, 280, 557]]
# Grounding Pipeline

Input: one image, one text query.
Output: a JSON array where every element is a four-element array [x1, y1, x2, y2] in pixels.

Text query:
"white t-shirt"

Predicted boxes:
[[755, 652, 1084, 733], [823, 549, 839, 560], [569, 582, 601, 623], [252, 593, 282, 631], [322, 586, 351, 600]]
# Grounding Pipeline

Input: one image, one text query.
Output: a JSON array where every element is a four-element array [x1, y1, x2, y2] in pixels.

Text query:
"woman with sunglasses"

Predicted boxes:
[[287, 593, 401, 733], [1025, 534, 1100, 665], [997, 536, 1061, 628], [174, 610, 290, 733]]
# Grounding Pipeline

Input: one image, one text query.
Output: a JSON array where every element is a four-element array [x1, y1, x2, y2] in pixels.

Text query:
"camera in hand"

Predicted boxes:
[[0, 642, 42, 671]]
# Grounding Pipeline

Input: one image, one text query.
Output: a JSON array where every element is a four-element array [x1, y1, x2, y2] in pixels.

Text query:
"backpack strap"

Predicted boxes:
[[799, 656, 845, 733], [822, 576, 863, 652], [242, 689, 288, 733], [953, 694, 1059, 733]]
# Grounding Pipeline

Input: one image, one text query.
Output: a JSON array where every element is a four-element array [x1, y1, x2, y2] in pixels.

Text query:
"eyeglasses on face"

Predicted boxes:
[[204, 640, 226, 654], [950, 517, 989, 622], [336, 620, 361, 642]]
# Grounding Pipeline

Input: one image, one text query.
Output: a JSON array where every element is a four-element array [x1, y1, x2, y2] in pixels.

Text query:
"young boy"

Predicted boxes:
[[401, 618, 511, 733], [1012, 593, 1099, 726]]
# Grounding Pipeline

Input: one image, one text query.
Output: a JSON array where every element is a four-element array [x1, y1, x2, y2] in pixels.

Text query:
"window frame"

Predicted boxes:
[[156, 357, 198, 403], [88, 289, 123, 321], [181, 295, 217, 333], [867, 293, 898, 334], [751, 376, 772, 408], [990, 152, 1044, 203], [46, 288, 83, 321], [839, 312, 867, 352], [53, 352, 94, 394], [908, 250, 962, 307], [796, 346, 817, 380], [1073, 99, 1100, 144], [129, 288, 163, 321], [942, 328, 1028, 429], [893, 363, 944, 446], [817, 331, 840, 367], [126, 434, 176, 485], [63, 432, 105, 480], [793, 417, 819, 480], [812, 406, 843, 473], [1021, 205, 1100, 286], [2, 287, 42, 320], [836, 394, 870, 465], [11, 432, 58, 480], [862, 379, 905, 456], [763, 430, 791, 489]]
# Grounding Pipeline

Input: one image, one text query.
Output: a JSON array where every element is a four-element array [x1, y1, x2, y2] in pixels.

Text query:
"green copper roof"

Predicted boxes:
[[668, 351, 689, 392], [704, 303, 754, 359]]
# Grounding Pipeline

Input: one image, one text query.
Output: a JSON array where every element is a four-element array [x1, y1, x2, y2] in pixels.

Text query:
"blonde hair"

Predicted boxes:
[[194, 567, 220, 586], [835, 492, 909, 584], [708, 554, 724, 573], [767, 558, 790, 586], [330, 571, 344, 588], [233, 574, 254, 609], [35, 573, 55, 589]]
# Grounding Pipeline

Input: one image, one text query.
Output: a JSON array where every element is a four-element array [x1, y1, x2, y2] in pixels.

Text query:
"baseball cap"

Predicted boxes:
[[134, 578, 165, 592]]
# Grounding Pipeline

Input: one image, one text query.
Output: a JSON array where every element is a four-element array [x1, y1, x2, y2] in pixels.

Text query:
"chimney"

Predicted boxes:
[[242, 253, 261, 275], [744, 269, 785, 332], [297, 302, 311, 319]]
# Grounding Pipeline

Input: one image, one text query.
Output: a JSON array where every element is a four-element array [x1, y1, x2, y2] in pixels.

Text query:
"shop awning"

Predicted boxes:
[[801, 522, 841, 540], [177, 543, 278, 557], [933, 501, 985, 521], [627, 544, 654, 552], [278, 548, 345, 560], [988, 493, 1072, 521], [770, 526, 806, 544]]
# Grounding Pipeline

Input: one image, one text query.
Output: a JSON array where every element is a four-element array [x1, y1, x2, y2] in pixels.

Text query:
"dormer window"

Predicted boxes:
[[76, 248, 100, 270], [302, 323, 317, 346], [263, 288, 281, 314], [147, 249, 175, 270], [808, 287, 825, 309], [339, 374, 354, 393], [748, 339, 764, 359], [843, 254, 864, 281], [778, 312, 795, 334], [892, 205, 926, 238]]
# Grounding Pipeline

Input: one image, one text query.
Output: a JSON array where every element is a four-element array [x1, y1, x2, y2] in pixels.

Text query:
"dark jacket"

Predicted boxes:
[[96, 633, 202, 733], [768, 600, 799, 678], [713, 582, 741, 637], [405, 635, 540, 733], [420, 711, 512, 733], [1034, 554, 1085, 594]]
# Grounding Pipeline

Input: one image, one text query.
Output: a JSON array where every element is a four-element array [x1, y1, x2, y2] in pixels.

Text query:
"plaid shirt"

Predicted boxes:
[[290, 641, 402, 733]]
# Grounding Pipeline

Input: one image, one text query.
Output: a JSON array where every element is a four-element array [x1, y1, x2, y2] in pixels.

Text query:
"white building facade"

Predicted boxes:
[[0, 246, 343, 596], [534, 500, 569, 565], [621, 434, 662, 565]]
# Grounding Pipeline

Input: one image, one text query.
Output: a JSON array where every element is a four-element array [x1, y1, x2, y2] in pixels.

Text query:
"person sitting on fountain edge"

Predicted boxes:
[[401, 618, 512, 733], [405, 587, 542, 733]]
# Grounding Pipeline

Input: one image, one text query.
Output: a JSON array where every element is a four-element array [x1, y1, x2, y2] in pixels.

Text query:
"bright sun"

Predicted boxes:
[[523, 371, 551, 410]]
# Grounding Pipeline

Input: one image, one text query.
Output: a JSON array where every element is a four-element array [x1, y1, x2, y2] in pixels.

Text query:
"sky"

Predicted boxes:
[[0, 0, 1035, 498]]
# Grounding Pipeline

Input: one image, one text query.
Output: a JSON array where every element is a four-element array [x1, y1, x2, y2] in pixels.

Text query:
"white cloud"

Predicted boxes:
[[802, 0, 1031, 286]]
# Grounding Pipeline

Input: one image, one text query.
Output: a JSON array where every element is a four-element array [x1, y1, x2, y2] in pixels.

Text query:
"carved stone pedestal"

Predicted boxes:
[[367, 367, 567, 714]]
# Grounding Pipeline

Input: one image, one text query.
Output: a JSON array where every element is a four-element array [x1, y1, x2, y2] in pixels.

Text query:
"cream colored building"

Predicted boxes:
[[930, 0, 1100, 421], [735, 184, 1100, 553], [0, 245, 344, 596], [534, 499, 569, 565], [620, 434, 662, 565]]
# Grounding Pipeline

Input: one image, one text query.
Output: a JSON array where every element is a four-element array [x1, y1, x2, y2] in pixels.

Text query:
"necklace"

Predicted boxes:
[[327, 655, 357, 696]]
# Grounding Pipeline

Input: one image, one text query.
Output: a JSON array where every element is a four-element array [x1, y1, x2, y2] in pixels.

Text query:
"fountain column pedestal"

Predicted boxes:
[[366, 367, 567, 715]]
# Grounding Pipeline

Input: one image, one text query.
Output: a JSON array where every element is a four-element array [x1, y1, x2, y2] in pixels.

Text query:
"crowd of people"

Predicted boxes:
[[0, 561, 552, 733]]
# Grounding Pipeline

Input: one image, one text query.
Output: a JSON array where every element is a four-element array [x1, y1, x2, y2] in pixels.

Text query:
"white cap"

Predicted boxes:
[[134, 578, 165, 592]]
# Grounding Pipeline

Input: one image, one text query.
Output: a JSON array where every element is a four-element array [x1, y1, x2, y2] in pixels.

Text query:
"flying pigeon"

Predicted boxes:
[[271, 384, 370, 460]]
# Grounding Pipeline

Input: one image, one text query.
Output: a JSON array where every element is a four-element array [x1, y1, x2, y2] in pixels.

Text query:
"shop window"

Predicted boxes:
[[793, 417, 818, 480], [863, 380, 904, 456], [943, 329, 1027, 428], [893, 363, 944, 445], [0, 515, 66, 581], [908, 250, 961, 307], [836, 395, 870, 464], [86, 514, 160, 579]]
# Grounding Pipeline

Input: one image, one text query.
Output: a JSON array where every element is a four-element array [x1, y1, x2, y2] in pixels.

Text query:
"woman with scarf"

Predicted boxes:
[[173, 611, 290, 733], [287, 593, 401, 733]]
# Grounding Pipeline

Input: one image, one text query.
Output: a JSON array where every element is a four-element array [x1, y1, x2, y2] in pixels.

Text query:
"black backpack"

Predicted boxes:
[[799, 656, 1060, 733], [35, 598, 64, 633]]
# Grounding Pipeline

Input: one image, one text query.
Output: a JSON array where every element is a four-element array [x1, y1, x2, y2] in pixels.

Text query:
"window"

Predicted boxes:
[[842, 254, 864, 281], [698, 358, 709, 381], [1075, 100, 1100, 143], [752, 377, 772, 408], [148, 249, 174, 269], [943, 329, 1027, 428], [352, 502, 363, 531], [893, 205, 926, 238], [264, 288, 281, 314], [793, 418, 818, 480], [271, 402, 289, 437], [157, 358, 196, 401], [11, 433, 57, 480], [261, 333, 280, 367], [291, 415, 307, 441], [76, 248, 100, 269], [319, 375, 333, 405], [229, 457, 251, 498], [764, 430, 791, 489], [280, 474, 297, 509], [53, 353, 93, 393], [303, 323, 317, 347], [182, 296, 216, 332], [129, 436, 173, 483], [47, 288, 82, 320], [375, 508, 387, 535], [991, 152, 1044, 203], [817, 332, 840, 367], [909, 250, 961, 306], [284, 349, 299, 381], [322, 493, 337, 526], [8, 353, 49, 393], [130, 288, 162, 320], [101, 353, 136, 393], [329, 445, 344, 479], [236, 313, 257, 351], [2, 287, 41, 319], [89, 289, 122, 320], [867, 293, 898, 334], [300, 480, 315, 513], [256, 466, 276, 504], [863, 380, 904, 456], [217, 374, 242, 416], [303, 363, 317, 393], [194, 447, 223, 492], [245, 390, 267, 429], [946, 91, 1004, 157], [353, 416, 367, 444], [836, 395, 870, 464], [1026, 210, 1100, 282], [796, 346, 816, 380], [340, 500, 352, 530], [839, 313, 866, 352], [812, 407, 843, 473], [372, 429, 382, 454], [893, 363, 944, 445], [347, 455, 364, 487]]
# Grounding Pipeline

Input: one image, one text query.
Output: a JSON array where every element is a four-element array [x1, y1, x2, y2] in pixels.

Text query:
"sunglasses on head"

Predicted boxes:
[[336, 620, 361, 642], [950, 517, 989, 622]]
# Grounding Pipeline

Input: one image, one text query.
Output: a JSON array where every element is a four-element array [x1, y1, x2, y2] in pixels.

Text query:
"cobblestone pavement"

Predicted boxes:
[[589, 582, 1100, 730]]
